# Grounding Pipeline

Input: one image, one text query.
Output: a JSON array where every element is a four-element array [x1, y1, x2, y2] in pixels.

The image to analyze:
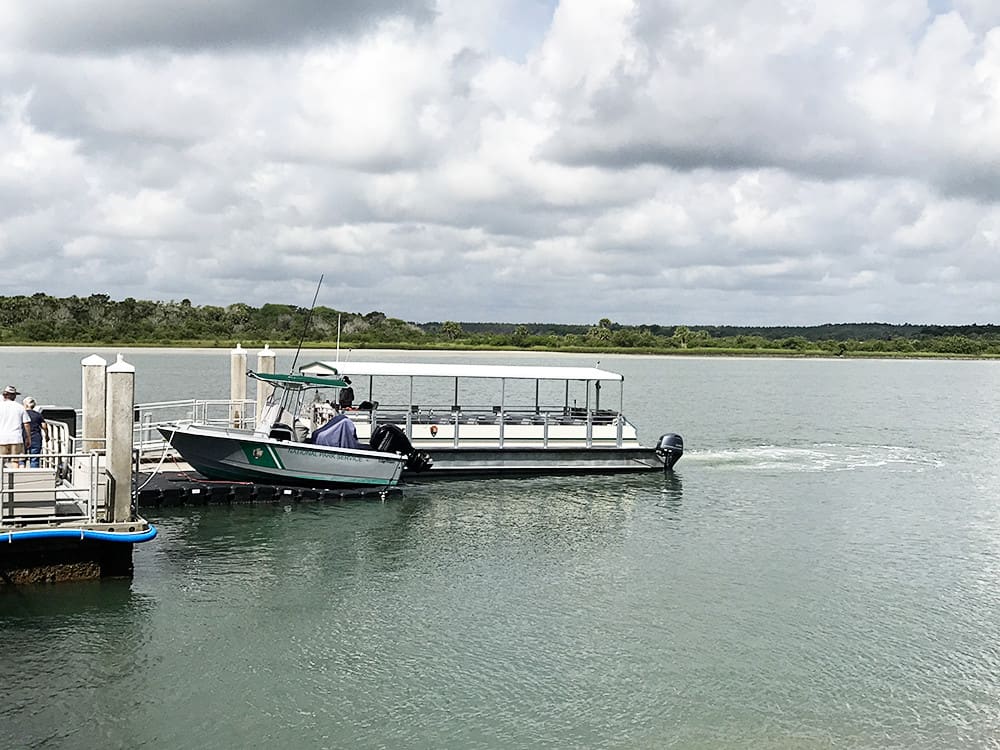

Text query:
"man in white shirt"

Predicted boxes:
[[0, 385, 30, 459]]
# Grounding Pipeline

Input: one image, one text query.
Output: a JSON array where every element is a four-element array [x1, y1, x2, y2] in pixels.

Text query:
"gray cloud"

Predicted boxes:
[[4, 0, 434, 53]]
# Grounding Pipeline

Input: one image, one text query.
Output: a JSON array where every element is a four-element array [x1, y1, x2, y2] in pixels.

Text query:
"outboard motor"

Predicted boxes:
[[371, 424, 433, 473], [655, 433, 684, 472]]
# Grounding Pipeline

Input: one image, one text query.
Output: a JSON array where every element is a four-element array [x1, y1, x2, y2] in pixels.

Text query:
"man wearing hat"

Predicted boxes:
[[337, 376, 355, 410], [0, 385, 30, 461]]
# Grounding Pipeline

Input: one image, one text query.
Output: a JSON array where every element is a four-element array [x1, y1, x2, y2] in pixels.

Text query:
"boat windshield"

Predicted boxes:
[[249, 370, 349, 435]]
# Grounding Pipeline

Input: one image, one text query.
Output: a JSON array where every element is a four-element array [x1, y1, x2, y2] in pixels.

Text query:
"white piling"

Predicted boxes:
[[81, 354, 107, 451], [256, 344, 277, 424], [230, 343, 247, 427], [105, 354, 135, 523]]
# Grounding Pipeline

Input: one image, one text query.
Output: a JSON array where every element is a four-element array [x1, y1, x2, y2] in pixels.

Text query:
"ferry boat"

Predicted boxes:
[[297, 360, 684, 478], [159, 372, 431, 489]]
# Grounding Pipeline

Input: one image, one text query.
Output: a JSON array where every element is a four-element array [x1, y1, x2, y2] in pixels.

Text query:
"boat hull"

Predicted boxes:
[[400, 446, 667, 479], [348, 418, 673, 479], [159, 425, 404, 488]]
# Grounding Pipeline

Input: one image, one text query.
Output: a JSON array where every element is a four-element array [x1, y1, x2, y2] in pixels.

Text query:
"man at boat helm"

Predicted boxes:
[[338, 376, 355, 410], [0, 385, 30, 462]]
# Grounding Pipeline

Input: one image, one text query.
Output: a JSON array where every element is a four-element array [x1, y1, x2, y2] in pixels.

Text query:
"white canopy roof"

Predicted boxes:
[[300, 360, 624, 382]]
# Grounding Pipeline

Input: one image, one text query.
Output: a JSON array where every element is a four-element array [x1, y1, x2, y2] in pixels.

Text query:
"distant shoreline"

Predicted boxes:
[[5, 295, 997, 357], [2, 342, 996, 361]]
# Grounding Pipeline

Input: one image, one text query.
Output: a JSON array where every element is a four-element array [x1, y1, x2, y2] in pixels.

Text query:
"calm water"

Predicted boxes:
[[2, 348, 1000, 748]]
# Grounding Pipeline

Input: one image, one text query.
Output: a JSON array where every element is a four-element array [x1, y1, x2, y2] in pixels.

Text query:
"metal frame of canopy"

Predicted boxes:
[[248, 370, 349, 438], [298, 360, 625, 419]]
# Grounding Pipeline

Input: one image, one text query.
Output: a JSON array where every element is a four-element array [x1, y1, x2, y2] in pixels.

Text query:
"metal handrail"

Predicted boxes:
[[0, 451, 104, 525], [39, 398, 257, 461], [129, 398, 256, 454]]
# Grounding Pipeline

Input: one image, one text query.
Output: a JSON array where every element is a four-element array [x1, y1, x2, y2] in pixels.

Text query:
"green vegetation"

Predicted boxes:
[[2, 293, 1000, 358], [0, 293, 425, 347]]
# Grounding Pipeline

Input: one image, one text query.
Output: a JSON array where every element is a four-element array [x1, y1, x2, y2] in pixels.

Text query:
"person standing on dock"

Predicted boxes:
[[22, 396, 48, 468], [0, 385, 29, 465]]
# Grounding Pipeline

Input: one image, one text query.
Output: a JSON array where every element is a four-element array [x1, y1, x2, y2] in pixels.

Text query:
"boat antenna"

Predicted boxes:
[[290, 274, 323, 373]]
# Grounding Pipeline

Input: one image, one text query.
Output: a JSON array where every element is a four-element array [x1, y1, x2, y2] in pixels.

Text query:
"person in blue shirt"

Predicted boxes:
[[22, 396, 48, 468]]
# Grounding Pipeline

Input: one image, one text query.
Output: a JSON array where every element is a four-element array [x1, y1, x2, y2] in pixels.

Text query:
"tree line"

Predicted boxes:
[[2, 293, 999, 357]]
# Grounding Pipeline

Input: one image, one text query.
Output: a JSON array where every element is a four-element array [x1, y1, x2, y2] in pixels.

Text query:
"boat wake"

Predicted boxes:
[[683, 443, 943, 473]]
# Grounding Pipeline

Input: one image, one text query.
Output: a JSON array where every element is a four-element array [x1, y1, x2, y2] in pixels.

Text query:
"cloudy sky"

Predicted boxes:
[[2, 0, 999, 326]]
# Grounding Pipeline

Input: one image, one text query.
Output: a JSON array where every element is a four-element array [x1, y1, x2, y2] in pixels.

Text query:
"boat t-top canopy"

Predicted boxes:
[[250, 370, 349, 388], [299, 361, 624, 382]]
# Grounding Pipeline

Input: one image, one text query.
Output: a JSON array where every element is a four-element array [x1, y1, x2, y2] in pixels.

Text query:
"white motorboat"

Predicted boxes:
[[159, 372, 431, 488]]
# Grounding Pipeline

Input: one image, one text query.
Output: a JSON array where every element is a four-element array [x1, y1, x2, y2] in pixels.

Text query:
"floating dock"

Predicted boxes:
[[136, 470, 400, 507], [1, 354, 156, 585]]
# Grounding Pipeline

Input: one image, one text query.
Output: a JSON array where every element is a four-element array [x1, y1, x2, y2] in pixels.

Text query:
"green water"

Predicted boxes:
[[2, 352, 1000, 748]]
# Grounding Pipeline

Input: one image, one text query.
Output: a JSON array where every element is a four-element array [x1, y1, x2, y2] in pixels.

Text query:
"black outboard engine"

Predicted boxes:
[[655, 433, 684, 472], [370, 424, 433, 473]]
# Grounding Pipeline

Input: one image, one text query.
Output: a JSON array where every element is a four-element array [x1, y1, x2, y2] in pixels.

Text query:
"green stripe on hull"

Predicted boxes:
[[240, 442, 285, 470]]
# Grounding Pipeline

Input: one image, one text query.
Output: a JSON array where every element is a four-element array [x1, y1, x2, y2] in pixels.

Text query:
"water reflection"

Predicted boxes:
[[143, 472, 679, 585], [0, 580, 155, 748], [398, 473, 662, 557], [656, 471, 684, 513], [0, 577, 146, 620]]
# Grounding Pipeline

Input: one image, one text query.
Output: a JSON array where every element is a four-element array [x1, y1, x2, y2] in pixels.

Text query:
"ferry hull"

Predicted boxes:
[[348, 419, 676, 479], [160, 425, 404, 488], [400, 446, 666, 479]]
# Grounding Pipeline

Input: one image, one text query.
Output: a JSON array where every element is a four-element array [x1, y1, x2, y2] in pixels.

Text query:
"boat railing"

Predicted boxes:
[[0, 450, 106, 527], [33, 399, 255, 465], [132, 398, 257, 454], [358, 403, 620, 423], [352, 403, 625, 449]]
